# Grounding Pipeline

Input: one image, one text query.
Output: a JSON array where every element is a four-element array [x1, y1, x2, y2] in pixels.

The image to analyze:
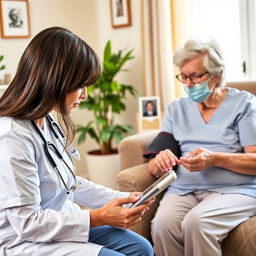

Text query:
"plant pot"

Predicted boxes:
[[85, 150, 120, 190]]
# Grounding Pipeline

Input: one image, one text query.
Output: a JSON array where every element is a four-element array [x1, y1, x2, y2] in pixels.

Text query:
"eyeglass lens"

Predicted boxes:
[[176, 72, 208, 83]]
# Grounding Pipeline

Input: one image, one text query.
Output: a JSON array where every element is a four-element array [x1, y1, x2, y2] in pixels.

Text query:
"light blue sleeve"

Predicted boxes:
[[161, 102, 174, 134], [237, 94, 256, 146]]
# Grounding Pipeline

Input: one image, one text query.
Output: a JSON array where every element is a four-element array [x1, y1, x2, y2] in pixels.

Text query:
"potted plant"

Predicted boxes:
[[75, 40, 137, 188]]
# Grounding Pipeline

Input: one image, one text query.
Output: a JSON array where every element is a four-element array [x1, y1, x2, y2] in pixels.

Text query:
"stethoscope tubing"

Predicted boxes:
[[30, 115, 78, 194]]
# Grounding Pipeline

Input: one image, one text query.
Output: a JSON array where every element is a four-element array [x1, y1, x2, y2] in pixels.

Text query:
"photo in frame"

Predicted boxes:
[[110, 0, 131, 28], [0, 0, 30, 38], [138, 96, 161, 132]]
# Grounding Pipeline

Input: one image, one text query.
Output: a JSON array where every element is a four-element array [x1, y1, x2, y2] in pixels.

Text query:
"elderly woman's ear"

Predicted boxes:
[[214, 69, 223, 86]]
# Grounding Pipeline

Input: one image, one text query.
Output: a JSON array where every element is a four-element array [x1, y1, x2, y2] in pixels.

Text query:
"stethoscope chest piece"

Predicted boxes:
[[70, 148, 80, 160]]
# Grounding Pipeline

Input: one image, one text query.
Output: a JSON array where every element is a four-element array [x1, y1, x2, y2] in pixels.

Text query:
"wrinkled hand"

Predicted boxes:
[[90, 193, 152, 229], [180, 147, 215, 172], [153, 149, 181, 178]]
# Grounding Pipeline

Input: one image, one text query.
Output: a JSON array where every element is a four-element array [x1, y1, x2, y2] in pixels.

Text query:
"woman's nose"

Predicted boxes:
[[80, 87, 87, 99], [184, 77, 195, 88]]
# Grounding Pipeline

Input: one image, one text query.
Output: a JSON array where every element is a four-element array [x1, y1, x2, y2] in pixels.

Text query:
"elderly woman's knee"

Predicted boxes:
[[181, 210, 204, 233], [151, 213, 181, 239], [151, 215, 167, 233]]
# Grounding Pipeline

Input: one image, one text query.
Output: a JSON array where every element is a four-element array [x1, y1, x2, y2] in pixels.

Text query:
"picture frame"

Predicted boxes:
[[0, 0, 30, 38], [138, 96, 161, 132], [110, 0, 132, 28]]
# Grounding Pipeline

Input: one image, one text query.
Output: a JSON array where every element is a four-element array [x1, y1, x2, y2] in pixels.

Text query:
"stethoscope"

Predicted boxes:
[[31, 115, 80, 194]]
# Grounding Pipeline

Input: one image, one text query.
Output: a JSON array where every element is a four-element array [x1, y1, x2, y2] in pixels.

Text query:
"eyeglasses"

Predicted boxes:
[[175, 71, 209, 84]]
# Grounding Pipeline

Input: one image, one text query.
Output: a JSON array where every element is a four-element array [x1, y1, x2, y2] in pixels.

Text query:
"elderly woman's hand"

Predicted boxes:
[[180, 147, 215, 172], [153, 149, 181, 177]]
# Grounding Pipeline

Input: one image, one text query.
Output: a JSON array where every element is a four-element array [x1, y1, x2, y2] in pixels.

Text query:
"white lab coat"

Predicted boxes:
[[0, 117, 129, 256]]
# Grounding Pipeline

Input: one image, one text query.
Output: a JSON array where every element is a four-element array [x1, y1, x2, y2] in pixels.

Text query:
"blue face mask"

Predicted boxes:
[[184, 81, 211, 102]]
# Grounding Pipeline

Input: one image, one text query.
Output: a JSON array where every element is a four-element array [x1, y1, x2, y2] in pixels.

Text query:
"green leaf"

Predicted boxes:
[[88, 127, 100, 143], [75, 126, 88, 144], [118, 50, 134, 70], [104, 61, 119, 75], [96, 116, 108, 126], [113, 130, 123, 143], [104, 40, 111, 62], [122, 84, 137, 96], [111, 81, 121, 92], [101, 81, 112, 91], [115, 124, 134, 133], [77, 133, 86, 144], [92, 103, 101, 112], [87, 85, 95, 94], [100, 126, 113, 142], [111, 101, 125, 113]]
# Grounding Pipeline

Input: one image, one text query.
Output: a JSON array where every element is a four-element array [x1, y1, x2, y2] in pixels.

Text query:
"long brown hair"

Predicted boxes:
[[0, 27, 101, 141]]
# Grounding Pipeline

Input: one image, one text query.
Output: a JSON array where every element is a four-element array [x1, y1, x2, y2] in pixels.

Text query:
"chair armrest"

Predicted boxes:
[[118, 131, 158, 170], [227, 81, 256, 95], [117, 163, 156, 192], [222, 215, 256, 255], [117, 163, 163, 241]]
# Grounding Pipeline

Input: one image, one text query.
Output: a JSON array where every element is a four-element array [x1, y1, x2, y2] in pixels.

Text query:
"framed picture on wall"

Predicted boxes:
[[110, 0, 132, 28], [0, 0, 30, 38], [138, 96, 161, 133]]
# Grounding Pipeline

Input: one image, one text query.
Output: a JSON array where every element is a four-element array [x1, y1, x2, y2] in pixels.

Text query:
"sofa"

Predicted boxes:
[[117, 81, 256, 256]]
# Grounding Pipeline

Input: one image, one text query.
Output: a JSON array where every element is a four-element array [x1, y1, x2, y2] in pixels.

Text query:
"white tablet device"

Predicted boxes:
[[129, 170, 177, 208]]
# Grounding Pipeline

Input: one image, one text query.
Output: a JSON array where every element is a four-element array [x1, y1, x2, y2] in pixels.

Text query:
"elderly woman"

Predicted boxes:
[[144, 39, 256, 256]]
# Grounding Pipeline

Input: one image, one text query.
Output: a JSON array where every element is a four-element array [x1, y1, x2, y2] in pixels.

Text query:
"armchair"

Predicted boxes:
[[117, 81, 256, 256]]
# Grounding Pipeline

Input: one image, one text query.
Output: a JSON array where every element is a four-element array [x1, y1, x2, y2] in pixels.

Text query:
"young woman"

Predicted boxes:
[[0, 27, 153, 256]]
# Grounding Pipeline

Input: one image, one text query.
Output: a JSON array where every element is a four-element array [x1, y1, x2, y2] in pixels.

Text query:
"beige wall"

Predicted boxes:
[[96, 0, 143, 133], [0, 0, 100, 78], [0, 0, 143, 177], [73, 0, 144, 177]]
